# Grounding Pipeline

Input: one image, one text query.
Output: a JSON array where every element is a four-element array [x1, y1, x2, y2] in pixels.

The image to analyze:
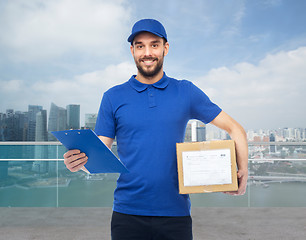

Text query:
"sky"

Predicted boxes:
[[0, 0, 306, 130]]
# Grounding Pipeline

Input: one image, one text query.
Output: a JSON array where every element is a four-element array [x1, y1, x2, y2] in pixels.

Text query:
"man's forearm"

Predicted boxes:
[[98, 136, 114, 149], [228, 124, 248, 172]]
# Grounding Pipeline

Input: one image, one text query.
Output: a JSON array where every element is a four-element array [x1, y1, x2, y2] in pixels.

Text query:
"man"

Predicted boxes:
[[64, 19, 248, 240]]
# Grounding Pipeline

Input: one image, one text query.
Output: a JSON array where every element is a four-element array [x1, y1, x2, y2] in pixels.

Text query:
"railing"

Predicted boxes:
[[0, 142, 305, 207]]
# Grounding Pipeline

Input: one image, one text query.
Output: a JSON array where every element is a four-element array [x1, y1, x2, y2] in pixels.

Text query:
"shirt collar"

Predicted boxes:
[[128, 72, 169, 92]]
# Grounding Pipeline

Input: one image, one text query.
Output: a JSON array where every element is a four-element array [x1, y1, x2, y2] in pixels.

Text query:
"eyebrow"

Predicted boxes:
[[134, 40, 162, 45]]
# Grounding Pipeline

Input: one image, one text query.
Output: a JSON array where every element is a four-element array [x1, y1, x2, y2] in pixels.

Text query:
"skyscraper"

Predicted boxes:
[[184, 122, 192, 142], [85, 113, 97, 130], [66, 104, 80, 129], [270, 133, 276, 153], [15, 111, 28, 141], [6, 109, 14, 118], [0, 109, 28, 141], [0, 113, 5, 141], [48, 103, 67, 141], [34, 109, 49, 172], [35, 110, 48, 141], [27, 105, 43, 141], [191, 121, 197, 142], [196, 122, 206, 142], [184, 120, 206, 142], [3, 109, 15, 141]]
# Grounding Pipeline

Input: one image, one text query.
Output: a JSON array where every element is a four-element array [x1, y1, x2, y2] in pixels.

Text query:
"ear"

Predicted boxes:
[[130, 44, 135, 58], [163, 42, 169, 57]]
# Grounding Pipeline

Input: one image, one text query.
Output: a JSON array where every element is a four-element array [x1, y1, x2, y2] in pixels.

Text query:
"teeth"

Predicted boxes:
[[142, 59, 155, 65]]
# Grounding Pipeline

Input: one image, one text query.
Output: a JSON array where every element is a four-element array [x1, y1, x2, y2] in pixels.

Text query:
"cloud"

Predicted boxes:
[[194, 46, 306, 129], [2, 47, 305, 129], [32, 61, 136, 104], [0, 61, 136, 124], [0, 0, 131, 62], [1, 79, 24, 92], [165, 0, 246, 39]]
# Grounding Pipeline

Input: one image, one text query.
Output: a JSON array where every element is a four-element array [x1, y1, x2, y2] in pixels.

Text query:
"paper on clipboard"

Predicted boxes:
[[51, 129, 128, 174]]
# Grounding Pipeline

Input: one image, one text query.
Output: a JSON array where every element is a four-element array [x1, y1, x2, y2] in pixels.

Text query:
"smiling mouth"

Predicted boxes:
[[140, 58, 157, 65]]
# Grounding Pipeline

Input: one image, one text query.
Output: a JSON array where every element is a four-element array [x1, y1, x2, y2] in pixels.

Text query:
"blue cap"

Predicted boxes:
[[128, 19, 167, 43]]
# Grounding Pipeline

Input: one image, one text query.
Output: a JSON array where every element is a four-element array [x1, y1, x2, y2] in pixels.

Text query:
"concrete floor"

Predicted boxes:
[[0, 208, 306, 240]]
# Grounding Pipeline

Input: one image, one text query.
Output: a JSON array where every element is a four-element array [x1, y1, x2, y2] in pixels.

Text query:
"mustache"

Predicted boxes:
[[140, 57, 158, 61]]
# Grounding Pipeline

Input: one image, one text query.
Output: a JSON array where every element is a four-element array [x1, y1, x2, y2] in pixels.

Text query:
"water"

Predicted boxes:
[[1, 170, 305, 207], [1, 145, 306, 207]]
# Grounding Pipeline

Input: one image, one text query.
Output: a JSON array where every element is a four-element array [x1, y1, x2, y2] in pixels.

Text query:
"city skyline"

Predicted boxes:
[[0, 1, 306, 130], [1, 103, 305, 142], [1, 103, 306, 130], [0, 103, 84, 142]]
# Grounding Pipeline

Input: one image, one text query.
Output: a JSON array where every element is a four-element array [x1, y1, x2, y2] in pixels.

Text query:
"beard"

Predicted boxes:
[[135, 55, 164, 78]]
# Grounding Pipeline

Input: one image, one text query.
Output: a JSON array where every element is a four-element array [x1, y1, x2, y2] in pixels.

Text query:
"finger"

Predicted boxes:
[[224, 190, 244, 196], [65, 152, 86, 163], [67, 154, 87, 165], [66, 156, 88, 172], [70, 158, 88, 170], [237, 170, 246, 179], [237, 180, 247, 195], [223, 182, 247, 195], [223, 191, 237, 195], [63, 149, 81, 159]]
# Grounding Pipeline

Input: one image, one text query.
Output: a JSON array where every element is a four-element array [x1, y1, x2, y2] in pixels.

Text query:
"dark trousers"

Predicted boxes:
[[111, 211, 193, 240]]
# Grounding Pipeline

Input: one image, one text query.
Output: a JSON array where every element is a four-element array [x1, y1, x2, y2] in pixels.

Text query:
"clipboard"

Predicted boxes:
[[51, 129, 128, 174]]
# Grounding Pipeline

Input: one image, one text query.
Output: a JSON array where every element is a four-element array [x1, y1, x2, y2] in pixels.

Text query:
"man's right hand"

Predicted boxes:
[[63, 149, 88, 172]]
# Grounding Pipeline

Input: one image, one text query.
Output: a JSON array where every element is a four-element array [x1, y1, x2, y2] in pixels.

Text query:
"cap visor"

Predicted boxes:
[[127, 30, 165, 43]]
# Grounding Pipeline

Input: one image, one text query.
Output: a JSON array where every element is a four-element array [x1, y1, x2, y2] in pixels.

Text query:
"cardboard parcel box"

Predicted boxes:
[[176, 140, 238, 194]]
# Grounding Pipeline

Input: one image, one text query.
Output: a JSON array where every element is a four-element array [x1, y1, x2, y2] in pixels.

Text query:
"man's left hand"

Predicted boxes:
[[224, 169, 248, 196]]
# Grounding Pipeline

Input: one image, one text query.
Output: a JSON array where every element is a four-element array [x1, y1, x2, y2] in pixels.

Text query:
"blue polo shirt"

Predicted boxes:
[[95, 73, 222, 216]]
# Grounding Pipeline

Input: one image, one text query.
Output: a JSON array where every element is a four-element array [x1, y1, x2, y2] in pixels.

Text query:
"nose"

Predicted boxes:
[[144, 46, 152, 57]]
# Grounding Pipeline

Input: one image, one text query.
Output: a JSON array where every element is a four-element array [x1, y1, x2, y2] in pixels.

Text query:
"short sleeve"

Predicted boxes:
[[189, 81, 222, 124], [94, 92, 116, 138]]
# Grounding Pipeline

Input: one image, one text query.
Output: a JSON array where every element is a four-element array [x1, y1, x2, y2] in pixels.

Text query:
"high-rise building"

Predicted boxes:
[[270, 133, 276, 153], [0, 113, 5, 141], [48, 103, 67, 141], [184, 120, 206, 142], [184, 122, 192, 142], [6, 109, 14, 118], [66, 104, 80, 129], [27, 105, 43, 141], [247, 130, 255, 142], [0, 110, 28, 141], [15, 111, 28, 141], [85, 113, 97, 130], [295, 128, 302, 141], [196, 122, 206, 142], [3, 109, 15, 141], [191, 121, 197, 142], [35, 110, 48, 141]]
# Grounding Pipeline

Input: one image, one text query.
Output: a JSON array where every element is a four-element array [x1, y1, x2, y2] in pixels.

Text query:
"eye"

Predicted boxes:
[[152, 44, 158, 48], [136, 45, 143, 49]]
